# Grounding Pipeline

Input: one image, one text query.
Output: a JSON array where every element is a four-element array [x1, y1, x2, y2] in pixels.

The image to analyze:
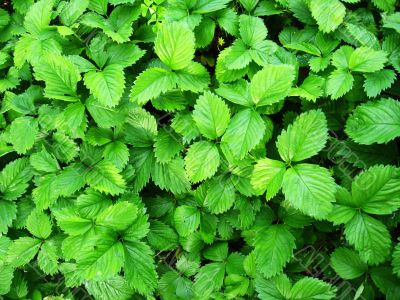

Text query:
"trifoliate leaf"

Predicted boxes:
[[192, 92, 231, 139], [254, 225, 296, 278], [331, 248, 367, 280], [282, 164, 336, 219], [344, 212, 391, 264], [250, 64, 295, 106], [154, 22, 195, 70], [345, 98, 400, 144], [276, 110, 328, 162], [185, 141, 220, 183], [222, 108, 266, 159]]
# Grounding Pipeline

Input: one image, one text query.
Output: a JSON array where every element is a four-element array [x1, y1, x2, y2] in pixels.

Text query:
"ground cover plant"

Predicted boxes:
[[0, 0, 400, 299]]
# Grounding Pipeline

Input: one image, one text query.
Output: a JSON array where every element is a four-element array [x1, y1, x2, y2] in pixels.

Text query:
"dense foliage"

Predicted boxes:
[[0, 0, 400, 299]]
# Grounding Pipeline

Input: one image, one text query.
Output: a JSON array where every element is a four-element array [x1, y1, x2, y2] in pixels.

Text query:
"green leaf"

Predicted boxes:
[[26, 210, 52, 239], [76, 238, 124, 281], [9, 116, 39, 154], [154, 22, 195, 70], [130, 67, 176, 105], [224, 40, 252, 69], [153, 128, 183, 164], [250, 64, 295, 106], [96, 201, 137, 231], [239, 15, 267, 47], [6, 237, 41, 267], [30, 147, 60, 173], [0, 158, 33, 201], [86, 160, 126, 195], [222, 108, 265, 159], [192, 91, 231, 139], [33, 54, 81, 101], [254, 225, 296, 278], [282, 164, 336, 219], [330, 248, 367, 279], [38, 240, 59, 275], [289, 277, 337, 299], [147, 220, 178, 251], [194, 262, 225, 298], [151, 157, 191, 194], [185, 141, 220, 183], [351, 165, 400, 215], [393, 242, 400, 277], [174, 205, 200, 237], [124, 240, 157, 295], [345, 98, 400, 145], [255, 273, 291, 300], [371, 0, 396, 12], [309, 0, 345, 33], [276, 110, 328, 162], [363, 69, 396, 98], [251, 158, 286, 199], [0, 201, 17, 234], [24, 0, 53, 35], [0, 264, 14, 295], [85, 275, 134, 300], [175, 61, 210, 92], [344, 212, 391, 264], [326, 69, 354, 100], [206, 175, 236, 214], [84, 64, 125, 108], [289, 75, 324, 102], [349, 47, 388, 73], [103, 141, 129, 170]]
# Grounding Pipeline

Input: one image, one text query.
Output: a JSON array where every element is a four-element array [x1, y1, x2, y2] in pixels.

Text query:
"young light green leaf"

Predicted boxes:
[[30, 147, 60, 173], [154, 22, 195, 70], [282, 164, 336, 219], [222, 108, 265, 159], [344, 212, 391, 264], [185, 141, 220, 183], [84, 64, 125, 107], [251, 158, 286, 199], [363, 69, 396, 98], [309, 0, 345, 33], [96, 201, 138, 231], [276, 110, 328, 162], [254, 225, 296, 278], [326, 69, 354, 100], [250, 64, 295, 106], [9, 116, 38, 154], [331, 248, 367, 280], [174, 205, 200, 237], [345, 98, 400, 144], [26, 210, 52, 239], [349, 47, 388, 73], [192, 91, 231, 139]]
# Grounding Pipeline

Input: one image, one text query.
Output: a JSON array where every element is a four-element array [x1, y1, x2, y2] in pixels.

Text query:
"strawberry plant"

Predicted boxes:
[[0, 0, 400, 299]]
